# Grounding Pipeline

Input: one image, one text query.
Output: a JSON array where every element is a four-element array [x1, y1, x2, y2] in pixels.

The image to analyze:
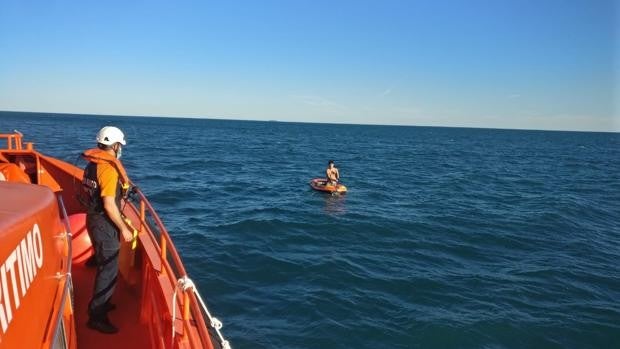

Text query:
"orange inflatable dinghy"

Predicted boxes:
[[309, 178, 347, 194]]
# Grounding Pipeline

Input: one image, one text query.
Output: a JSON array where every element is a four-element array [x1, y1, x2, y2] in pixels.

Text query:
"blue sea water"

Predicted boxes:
[[1, 111, 619, 349]]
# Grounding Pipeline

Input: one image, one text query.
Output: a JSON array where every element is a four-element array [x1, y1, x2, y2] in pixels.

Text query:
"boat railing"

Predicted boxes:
[[123, 186, 229, 349], [0, 131, 34, 151], [49, 194, 74, 348]]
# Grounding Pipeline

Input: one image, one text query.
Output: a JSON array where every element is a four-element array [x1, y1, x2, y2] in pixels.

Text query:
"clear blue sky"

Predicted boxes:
[[0, 0, 617, 131]]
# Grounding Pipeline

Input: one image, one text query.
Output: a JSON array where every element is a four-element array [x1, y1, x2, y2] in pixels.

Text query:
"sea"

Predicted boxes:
[[1, 111, 619, 349]]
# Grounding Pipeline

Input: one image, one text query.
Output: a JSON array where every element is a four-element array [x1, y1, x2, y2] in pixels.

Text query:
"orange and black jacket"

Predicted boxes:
[[81, 148, 130, 215]]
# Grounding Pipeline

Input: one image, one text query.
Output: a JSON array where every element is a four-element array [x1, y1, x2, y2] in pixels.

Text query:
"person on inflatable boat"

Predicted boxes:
[[326, 160, 340, 186]]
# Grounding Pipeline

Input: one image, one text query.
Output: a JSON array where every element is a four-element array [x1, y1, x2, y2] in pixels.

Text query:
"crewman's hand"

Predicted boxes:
[[121, 226, 134, 243]]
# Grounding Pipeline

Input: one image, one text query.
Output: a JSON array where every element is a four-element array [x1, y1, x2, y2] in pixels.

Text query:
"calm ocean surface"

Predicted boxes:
[[1, 111, 619, 348]]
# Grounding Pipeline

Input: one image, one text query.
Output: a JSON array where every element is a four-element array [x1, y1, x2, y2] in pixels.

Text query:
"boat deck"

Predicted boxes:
[[72, 260, 150, 348]]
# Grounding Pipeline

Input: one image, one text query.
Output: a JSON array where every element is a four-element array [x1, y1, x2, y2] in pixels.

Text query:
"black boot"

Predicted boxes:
[[104, 300, 117, 312], [87, 316, 118, 334]]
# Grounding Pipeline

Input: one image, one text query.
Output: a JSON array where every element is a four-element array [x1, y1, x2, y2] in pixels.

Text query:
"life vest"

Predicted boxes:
[[0, 163, 31, 183], [81, 148, 130, 214]]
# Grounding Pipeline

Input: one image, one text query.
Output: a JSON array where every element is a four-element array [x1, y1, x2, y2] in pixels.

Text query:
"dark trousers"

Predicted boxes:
[[86, 214, 120, 320]]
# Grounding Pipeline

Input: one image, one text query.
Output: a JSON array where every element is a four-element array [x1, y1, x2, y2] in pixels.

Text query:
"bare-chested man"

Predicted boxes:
[[326, 160, 339, 185]]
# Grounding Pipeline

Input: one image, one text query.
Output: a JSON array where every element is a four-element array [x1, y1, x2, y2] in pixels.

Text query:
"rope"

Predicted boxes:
[[171, 277, 196, 345], [172, 276, 231, 349]]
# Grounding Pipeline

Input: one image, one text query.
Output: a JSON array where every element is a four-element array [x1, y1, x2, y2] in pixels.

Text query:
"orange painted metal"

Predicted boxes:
[[0, 132, 219, 349], [0, 183, 73, 348], [0, 133, 23, 150]]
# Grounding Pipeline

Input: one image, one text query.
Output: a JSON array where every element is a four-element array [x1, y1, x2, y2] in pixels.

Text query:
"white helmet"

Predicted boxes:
[[96, 126, 126, 146]]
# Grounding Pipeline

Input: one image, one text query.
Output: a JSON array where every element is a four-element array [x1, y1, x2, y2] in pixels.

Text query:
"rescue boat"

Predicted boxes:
[[0, 132, 229, 349], [309, 178, 347, 194]]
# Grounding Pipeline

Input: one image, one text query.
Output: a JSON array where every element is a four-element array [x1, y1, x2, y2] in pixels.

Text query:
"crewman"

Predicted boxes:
[[81, 126, 133, 334]]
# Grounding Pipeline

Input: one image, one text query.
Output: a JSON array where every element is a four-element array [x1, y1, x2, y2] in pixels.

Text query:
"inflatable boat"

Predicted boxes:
[[309, 178, 347, 194]]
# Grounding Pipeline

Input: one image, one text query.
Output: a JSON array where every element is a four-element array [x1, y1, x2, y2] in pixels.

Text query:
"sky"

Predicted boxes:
[[0, 0, 618, 131]]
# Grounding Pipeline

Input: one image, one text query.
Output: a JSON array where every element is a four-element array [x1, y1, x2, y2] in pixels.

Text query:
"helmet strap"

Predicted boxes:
[[114, 143, 122, 159]]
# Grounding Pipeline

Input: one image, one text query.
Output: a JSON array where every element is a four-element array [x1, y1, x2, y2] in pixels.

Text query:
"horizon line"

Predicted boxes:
[[1, 109, 618, 134]]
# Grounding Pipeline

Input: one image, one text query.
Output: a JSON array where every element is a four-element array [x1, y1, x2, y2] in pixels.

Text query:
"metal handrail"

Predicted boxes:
[[0, 131, 36, 151], [0, 132, 22, 150], [124, 187, 218, 348], [50, 194, 73, 347]]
